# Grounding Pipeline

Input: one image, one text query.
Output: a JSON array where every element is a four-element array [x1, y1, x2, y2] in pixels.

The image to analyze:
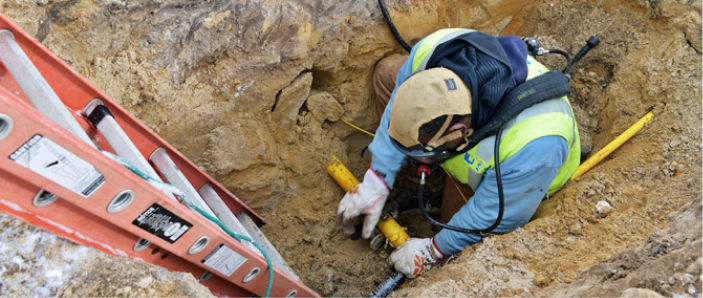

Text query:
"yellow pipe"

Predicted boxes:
[[571, 111, 653, 180], [376, 216, 409, 248], [327, 155, 410, 248], [327, 155, 360, 193]]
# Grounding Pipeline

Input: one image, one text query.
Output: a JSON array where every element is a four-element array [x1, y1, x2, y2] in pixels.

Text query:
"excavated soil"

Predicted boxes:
[[0, 0, 700, 297]]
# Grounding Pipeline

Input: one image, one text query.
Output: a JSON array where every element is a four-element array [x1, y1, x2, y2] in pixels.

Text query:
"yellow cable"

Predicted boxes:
[[341, 119, 375, 137], [443, 168, 468, 203]]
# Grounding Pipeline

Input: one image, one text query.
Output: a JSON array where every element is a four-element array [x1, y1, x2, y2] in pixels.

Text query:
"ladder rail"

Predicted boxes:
[[0, 91, 316, 297], [238, 211, 301, 281], [199, 183, 300, 281], [0, 168, 251, 297], [0, 12, 314, 297]]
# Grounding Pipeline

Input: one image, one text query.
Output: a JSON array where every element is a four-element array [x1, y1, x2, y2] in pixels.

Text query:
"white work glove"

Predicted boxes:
[[337, 168, 390, 239], [389, 237, 445, 279]]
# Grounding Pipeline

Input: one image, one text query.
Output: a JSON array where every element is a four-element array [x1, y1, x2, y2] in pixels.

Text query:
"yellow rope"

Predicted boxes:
[[443, 168, 468, 203], [340, 119, 375, 137]]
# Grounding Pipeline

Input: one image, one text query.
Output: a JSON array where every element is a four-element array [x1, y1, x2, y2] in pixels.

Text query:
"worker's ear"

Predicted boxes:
[[447, 114, 471, 136], [447, 122, 468, 136], [452, 115, 474, 152]]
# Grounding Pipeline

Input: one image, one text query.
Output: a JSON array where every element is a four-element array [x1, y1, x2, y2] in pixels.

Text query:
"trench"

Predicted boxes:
[[256, 2, 702, 296], [0, 1, 700, 297]]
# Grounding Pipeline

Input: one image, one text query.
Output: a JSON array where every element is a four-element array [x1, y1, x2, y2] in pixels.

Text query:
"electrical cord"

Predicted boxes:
[[417, 128, 505, 235], [378, 0, 411, 52]]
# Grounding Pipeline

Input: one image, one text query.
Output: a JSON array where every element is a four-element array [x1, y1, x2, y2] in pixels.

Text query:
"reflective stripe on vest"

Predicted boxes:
[[411, 28, 475, 73], [441, 56, 581, 195]]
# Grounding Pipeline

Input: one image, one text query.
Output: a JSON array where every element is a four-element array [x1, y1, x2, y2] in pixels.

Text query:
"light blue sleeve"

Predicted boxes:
[[368, 47, 420, 187], [433, 135, 569, 255]]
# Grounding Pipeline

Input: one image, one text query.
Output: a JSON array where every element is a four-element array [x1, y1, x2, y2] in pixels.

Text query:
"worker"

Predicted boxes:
[[337, 28, 580, 278]]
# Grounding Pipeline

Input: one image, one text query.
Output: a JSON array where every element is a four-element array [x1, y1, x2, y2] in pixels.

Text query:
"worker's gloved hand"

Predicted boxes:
[[389, 237, 445, 279], [337, 168, 390, 239]]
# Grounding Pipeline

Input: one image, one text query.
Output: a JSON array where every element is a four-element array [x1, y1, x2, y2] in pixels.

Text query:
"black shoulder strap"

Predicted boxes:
[[463, 70, 571, 151]]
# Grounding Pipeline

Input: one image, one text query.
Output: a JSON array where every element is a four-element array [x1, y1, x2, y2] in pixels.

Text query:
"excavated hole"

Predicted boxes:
[[0, 1, 699, 297], [285, 5, 700, 297]]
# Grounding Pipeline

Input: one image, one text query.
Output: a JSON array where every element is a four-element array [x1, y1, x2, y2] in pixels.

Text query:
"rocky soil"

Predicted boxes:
[[0, 0, 700, 297]]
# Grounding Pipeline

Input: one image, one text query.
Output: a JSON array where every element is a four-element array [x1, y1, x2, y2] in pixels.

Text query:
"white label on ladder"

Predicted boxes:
[[9, 134, 105, 197], [202, 244, 248, 277]]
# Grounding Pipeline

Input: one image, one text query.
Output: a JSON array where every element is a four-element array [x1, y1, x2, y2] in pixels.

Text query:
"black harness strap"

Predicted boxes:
[[463, 70, 571, 151]]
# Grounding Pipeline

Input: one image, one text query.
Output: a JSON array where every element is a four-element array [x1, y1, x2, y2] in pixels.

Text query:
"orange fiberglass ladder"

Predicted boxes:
[[0, 13, 317, 297]]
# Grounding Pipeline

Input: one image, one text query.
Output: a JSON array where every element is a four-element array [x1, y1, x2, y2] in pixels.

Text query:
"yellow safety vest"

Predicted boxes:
[[441, 55, 580, 195]]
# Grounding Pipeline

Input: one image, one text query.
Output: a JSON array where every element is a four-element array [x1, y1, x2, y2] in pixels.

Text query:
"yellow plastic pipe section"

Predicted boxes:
[[571, 111, 653, 180], [327, 155, 410, 248]]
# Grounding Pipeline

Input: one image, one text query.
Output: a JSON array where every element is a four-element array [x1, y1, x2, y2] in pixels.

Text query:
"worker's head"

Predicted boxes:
[[388, 67, 472, 165]]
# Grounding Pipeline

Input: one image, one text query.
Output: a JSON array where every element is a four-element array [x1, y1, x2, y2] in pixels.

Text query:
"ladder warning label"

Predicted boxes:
[[202, 244, 248, 277], [132, 203, 192, 243], [9, 134, 105, 197]]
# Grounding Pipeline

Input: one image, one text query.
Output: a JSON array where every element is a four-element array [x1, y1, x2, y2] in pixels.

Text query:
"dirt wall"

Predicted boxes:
[[0, 0, 700, 296]]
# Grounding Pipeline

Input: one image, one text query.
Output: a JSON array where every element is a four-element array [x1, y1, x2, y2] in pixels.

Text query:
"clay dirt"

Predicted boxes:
[[0, 0, 700, 297]]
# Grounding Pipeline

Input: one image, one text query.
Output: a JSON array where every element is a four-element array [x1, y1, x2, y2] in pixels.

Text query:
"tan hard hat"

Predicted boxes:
[[388, 67, 472, 150]]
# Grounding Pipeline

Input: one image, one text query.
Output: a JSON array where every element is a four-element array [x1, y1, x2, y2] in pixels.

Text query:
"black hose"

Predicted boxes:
[[546, 49, 573, 74], [567, 35, 600, 74], [368, 272, 405, 297], [378, 0, 412, 52], [418, 129, 505, 235]]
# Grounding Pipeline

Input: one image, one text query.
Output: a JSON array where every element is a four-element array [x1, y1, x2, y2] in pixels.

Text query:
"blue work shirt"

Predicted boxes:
[[368, 39, 569, 256]]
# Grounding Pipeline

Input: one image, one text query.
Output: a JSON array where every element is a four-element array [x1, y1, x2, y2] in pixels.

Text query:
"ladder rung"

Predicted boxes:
[[149, 147, 217, 218], [0, 29, 93, 146], [82, 99, 176, 200], [198, 183, 261, 255]]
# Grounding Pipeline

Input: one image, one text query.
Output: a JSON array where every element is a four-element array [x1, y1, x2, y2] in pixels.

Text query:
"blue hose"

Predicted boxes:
[[188, 203, 274, 298]]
